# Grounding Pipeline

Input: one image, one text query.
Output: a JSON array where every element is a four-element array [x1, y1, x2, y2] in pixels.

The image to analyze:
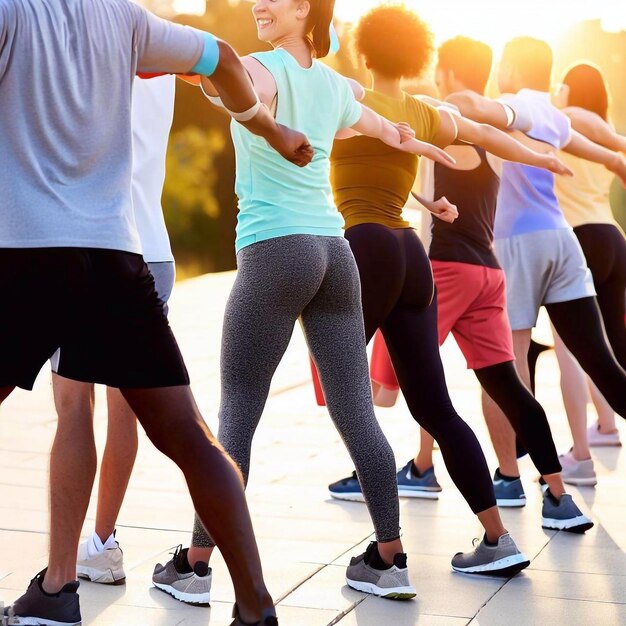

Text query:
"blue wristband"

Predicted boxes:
[[191, 32, 220, 77]]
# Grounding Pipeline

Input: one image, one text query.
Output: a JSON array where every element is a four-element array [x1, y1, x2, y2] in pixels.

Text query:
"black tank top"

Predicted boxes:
[[429, 145, 501, 269]]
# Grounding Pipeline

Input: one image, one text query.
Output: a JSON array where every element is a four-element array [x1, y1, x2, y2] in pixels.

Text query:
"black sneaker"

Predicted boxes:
[[230, 604, 278, 626], [3, 569, 81, 626]]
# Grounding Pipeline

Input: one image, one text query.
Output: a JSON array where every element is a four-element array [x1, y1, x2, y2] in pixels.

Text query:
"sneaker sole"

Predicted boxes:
[[496, 498, 527, 508], [329, 492, 365, 503], [452, 553, 530, 576], [4, 617, 81, 626], [345, 578, 416, 600], [589, 441, 621, 448], [562, 476, 598, 487], [152, 582, 210, 606], [77, 565, 126, 585], [542, 515, 595, 534], [397, 488, 441, 500]]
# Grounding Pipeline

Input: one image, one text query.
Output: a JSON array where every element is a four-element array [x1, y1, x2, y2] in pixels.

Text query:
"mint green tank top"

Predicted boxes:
[[231, 48, 362, 252]]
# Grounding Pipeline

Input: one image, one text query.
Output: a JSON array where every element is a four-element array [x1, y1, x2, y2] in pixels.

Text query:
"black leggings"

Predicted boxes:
[[547, 297, 626, 420], [346, 224, 496, 514], [476, 363, 560, 475], [574, 224, 626, 369]]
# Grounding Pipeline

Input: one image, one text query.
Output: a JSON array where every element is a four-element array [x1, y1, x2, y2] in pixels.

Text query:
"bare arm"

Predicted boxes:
[[563, 130, 626, 186], [455, 115, 572, 175], [565, 107, 626, 152], [445, 91, 515, 130], [350, 105, 456, 167], [198, 52, 313, 167]]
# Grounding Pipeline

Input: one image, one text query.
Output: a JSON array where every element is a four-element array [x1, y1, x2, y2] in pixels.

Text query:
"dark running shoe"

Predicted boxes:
[[3, 569, 81, 626], [541, 492, 594, 534], [230, 604, 278, 626]]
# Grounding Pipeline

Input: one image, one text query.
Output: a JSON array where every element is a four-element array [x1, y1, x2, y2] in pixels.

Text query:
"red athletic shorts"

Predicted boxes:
[[432, 260, 515, 370]]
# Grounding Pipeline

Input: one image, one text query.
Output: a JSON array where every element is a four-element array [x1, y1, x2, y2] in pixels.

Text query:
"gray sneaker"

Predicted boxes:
[[542, 492, 594, 533], [346, 542, 416, 600], [152, 546, 211, 606], [493, 470, 526, 507], [3, 569, 81, 626], [451, 533, 530, 576]]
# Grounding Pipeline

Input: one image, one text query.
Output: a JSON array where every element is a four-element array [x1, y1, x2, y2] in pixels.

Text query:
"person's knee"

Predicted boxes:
[[52, 376, 94, 420]]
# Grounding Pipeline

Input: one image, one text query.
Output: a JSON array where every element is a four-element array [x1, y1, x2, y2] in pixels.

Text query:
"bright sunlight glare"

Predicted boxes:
[[176, 0, 626, 54]]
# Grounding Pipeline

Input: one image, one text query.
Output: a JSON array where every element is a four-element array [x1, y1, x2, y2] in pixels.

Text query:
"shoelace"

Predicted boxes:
[[471, 538, 481, 548]]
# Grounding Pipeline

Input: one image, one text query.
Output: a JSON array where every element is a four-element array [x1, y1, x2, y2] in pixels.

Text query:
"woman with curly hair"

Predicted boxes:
[[324, 4, 583, 574]]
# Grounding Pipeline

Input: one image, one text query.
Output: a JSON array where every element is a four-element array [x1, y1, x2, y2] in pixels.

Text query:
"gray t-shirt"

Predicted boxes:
[[0, 0, 206, 252]]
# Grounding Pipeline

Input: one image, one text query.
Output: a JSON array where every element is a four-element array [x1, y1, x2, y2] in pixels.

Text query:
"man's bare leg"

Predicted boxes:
[[482, 329, 531, 477], [45, 375, 98, 593], [121, 386, 272, 624], [95, 388, 138, 541]]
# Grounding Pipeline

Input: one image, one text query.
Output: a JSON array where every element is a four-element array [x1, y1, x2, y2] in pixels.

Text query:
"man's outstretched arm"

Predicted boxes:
[[563, 130, 626, 186], [565, 107, 626, 153]]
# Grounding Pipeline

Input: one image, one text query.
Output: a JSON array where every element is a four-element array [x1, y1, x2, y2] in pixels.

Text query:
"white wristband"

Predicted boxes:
[[227, 98, 262, 122], [206, 94, 224, 108]]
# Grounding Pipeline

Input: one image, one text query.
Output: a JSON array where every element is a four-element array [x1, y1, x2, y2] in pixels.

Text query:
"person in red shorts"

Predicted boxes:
[[328, 32, 592, 534]]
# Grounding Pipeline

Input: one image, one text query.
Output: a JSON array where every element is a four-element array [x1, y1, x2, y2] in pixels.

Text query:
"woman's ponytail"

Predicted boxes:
[[307, 0, 335, 58]]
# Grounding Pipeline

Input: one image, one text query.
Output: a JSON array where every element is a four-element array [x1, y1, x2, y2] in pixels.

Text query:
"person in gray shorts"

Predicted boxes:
[[49, 79, 181, 595], [449, 37, 626, 506]]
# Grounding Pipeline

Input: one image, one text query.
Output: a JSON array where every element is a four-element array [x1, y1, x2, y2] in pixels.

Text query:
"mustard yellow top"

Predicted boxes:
[[331, 90, 441, 230], [555, 151, 620, 229]]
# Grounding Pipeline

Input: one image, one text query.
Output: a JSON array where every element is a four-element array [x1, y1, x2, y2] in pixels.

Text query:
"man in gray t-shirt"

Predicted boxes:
[[0, 1, 304, 624]]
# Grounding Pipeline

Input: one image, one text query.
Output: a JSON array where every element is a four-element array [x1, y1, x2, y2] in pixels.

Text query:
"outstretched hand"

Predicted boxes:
[[400, 138, 457, 167], [270, 123, 315, 168], [609, 153, 626, 188], [396, 122, 416, 143], [543, 152, 574, 177]]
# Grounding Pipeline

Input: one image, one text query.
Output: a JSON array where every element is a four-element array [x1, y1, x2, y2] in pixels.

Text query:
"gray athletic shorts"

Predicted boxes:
[[495, 229, 596, 331], [50, 260, 176, 372]]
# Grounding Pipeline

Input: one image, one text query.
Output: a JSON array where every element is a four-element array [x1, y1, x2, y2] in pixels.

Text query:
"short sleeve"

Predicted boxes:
[[406, 98, 441, 144], [560, 114, 573, 148], [337, 76, 363, 131], [131, 4, 208, 75], [498, 94, 533, 132]]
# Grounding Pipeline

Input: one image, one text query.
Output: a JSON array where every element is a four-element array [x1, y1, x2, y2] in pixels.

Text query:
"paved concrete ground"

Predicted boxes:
[[1, 271, 625, 626]]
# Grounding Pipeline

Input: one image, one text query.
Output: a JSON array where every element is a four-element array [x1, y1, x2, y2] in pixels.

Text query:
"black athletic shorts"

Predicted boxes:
[[0, 248, 189, 390]]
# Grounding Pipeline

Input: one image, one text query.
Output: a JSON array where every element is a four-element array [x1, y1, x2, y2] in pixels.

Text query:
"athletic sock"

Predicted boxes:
[[410, 461, 422, 478], [369, 544, 393, 571], [484, 534, 499, 547], [495, 468, 520, 482], [86, 532, 105, 558], [86, 531, 117, 557]]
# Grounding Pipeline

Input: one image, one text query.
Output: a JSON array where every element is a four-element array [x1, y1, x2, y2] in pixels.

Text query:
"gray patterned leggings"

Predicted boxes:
[[192, 235, 400, 546]]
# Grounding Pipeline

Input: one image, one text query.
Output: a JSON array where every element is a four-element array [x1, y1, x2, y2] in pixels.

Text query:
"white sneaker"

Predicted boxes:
[[77, 537, 126, 585], [559, 450, 597, 487], [587, 422, 622, 447]]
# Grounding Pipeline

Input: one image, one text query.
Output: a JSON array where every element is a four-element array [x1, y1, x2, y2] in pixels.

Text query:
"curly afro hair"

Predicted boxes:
[[353, 3, 434, 80]]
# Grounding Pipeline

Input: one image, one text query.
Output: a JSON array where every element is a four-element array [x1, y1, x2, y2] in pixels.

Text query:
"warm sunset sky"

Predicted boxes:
[[175, 0, 626, 53]]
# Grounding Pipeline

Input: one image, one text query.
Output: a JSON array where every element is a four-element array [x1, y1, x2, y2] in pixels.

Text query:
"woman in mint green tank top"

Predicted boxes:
[[172, 1, 460, 610]]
